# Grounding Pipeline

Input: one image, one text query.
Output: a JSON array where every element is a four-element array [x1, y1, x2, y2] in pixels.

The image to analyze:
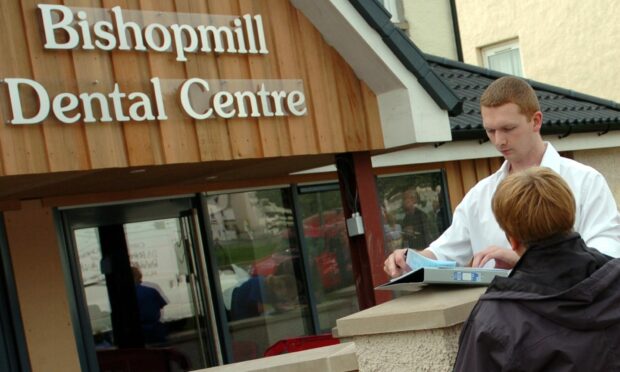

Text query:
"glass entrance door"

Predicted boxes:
[[63, 199, 218, 371]]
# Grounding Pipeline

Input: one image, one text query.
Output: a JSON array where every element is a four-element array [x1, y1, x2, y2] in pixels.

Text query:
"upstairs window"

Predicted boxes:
[[482, 41, 524, 77]]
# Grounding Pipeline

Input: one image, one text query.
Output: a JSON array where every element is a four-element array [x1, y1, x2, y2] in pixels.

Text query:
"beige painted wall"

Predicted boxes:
[[455, 0, 620, 102], [574, 148, 620, 205], [402, 0, 459, 59], [4, 201, 81, 372]]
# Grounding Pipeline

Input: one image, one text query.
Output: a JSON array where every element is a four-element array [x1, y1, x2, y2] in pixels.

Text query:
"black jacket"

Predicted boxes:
[[454, 232, 620, 371]]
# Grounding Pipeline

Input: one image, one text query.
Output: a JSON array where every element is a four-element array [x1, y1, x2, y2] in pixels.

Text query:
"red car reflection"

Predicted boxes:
[[249, 210, 348, 291]]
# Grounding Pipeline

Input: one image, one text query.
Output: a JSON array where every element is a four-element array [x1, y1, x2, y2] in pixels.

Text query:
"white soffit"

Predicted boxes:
[[290, 0, 452, 147]]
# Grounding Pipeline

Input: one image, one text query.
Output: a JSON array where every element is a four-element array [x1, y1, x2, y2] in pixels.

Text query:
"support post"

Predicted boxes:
[[336, 152, 391, 309]]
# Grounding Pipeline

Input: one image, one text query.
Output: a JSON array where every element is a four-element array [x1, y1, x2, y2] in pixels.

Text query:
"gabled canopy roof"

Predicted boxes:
[[348, 0, 462, 116], [428, 55, 620, 141]]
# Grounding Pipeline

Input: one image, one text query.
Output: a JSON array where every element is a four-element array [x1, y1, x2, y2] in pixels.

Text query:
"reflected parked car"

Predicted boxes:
[[249, 209, 350, 292]]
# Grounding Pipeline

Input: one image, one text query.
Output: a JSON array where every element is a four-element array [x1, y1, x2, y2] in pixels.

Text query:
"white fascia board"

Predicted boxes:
[[290, 0, 451, 148], [293, 132, 620, 174]]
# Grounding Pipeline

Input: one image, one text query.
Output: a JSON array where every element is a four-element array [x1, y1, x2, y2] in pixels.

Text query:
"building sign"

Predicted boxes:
[[0, 4, 307, 125]]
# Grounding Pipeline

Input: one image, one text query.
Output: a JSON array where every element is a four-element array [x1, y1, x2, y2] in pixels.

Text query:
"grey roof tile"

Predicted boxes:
[[427, 55, 620, 140]]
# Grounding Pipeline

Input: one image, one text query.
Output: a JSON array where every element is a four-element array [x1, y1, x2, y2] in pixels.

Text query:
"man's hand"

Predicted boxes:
[[471, 246, 519, 269], [383, 248, 437, 278], [383, 248, 410, 278]]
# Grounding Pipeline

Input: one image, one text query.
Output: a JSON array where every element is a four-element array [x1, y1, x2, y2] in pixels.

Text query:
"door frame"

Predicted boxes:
[[58, 195, 222, 371], [0, 216, 31, 372]]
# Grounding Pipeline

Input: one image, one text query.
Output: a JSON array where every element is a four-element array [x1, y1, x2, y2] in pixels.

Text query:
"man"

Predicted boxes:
[[454, 167, 620, 371], [384, 76, 620, 277], [400, 189, 432, 250], [132, 266, 168, 343]]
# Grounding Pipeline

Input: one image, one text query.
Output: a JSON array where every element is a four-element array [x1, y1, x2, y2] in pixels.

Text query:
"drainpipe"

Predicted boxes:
[[449, 0, 464, 61]]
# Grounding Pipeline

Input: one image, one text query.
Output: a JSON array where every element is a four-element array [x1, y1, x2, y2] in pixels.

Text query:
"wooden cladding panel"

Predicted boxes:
[[266, 0, 317, 156], [474, 158, 491, 180], [489, 157, 504, 173], [208, 0, 262, 160], [241, 0, 290, 158], [182, 0, 233, 161], [72, 0, 129, 169], [459, 160, 477, 193], [296, 10, 333, 154], [444, 161, 465, 211], [22, 0, 91, 172], [0, 0, 383, 176], [141, 0, 202, 164], [0, 1, 48, 175], [104, 0, 166, 166], [296, 10, 346, 153], [445, 157, 504, 209], [333, 49, 369, 152]]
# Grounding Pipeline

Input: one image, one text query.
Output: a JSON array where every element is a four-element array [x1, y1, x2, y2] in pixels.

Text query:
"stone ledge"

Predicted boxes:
[[194, 342, 358, 372], [335, 287, 485, 338]]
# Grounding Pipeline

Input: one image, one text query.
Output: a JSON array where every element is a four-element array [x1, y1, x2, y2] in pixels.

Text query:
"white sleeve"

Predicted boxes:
[[428, 197, 474, 266], [577, 171, 620, 258]]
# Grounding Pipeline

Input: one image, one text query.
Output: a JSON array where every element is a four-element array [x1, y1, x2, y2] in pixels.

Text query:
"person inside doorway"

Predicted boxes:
[[384, 76, 620, 277], [131, 266, 169, 343]]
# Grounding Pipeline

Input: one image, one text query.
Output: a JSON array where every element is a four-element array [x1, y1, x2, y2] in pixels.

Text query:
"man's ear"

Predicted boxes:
[[531, 111, 543, 132]]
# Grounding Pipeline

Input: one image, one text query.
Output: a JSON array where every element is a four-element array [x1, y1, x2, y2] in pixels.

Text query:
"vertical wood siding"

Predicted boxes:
[[0, 0, 384, 176], [446, 157, 504, 209]]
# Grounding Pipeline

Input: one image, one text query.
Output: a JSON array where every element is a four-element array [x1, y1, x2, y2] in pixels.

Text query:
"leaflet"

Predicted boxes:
[[404, 249, 456, 274]]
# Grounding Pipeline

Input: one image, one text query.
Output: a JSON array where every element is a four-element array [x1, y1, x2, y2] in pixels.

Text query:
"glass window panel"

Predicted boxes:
[[483, 42, 524, 77], [206, 189, 311, 362], [297, 189, 359, 333], [377, 171, 451, 254], [488, 48, 523, 76], [75, 228, 114, 346]]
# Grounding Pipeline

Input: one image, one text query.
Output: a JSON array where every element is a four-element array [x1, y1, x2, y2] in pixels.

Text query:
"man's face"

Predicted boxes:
[[481, 103, 542, 163], [403, 192, 416, 211]]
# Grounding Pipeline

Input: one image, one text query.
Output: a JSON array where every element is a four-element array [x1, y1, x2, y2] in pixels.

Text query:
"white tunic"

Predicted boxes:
[[429, 143, 620, 266]]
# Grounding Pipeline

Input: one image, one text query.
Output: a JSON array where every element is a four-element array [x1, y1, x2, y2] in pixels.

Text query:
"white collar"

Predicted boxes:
[[496, 142, 560, 179]]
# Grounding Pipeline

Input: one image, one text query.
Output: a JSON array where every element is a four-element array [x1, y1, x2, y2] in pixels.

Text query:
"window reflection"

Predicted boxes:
[[206, 189, 311, 362], [377, 171, 451, 253], [297, 189, 358, 333], [74, 218, 207, 370]]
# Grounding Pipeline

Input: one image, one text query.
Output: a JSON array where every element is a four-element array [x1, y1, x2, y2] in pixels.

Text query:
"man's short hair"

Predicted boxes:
[[492, 167, 575, 244], [480, 76, 540, 118], [403, 188, 419, 201]]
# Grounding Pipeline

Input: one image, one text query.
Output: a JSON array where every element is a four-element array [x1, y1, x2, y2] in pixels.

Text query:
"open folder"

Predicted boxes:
[[375, 249, 510, 292]]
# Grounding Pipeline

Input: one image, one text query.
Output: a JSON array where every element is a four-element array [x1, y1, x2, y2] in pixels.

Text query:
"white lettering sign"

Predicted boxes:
[[2, 78, 306, 124], [0, 5, 308, 126], [4, 78, 168, 124], [180, 79, 307, 120], [38, 4, 269, 62]]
